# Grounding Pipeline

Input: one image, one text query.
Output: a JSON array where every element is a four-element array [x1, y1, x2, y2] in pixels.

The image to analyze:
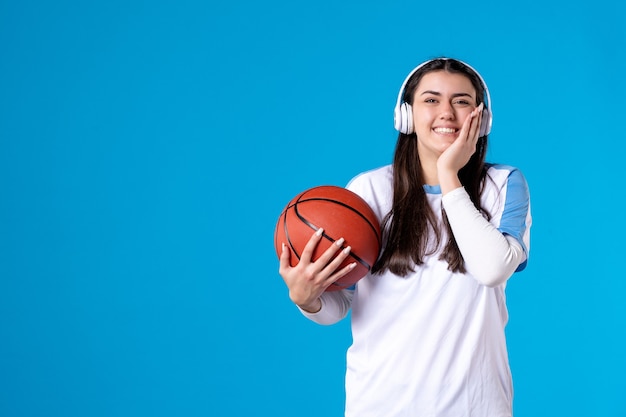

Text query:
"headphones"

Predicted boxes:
[[393, 58, 493, 137]]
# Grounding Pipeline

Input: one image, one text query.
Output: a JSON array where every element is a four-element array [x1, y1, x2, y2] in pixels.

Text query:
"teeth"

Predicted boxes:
[[434, 127, 457, 133]]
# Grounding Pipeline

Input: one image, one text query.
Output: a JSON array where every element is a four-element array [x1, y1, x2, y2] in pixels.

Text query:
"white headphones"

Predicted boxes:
[[393, 58, 493, 136]]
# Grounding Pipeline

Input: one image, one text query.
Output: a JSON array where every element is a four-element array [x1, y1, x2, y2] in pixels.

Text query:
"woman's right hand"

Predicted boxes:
[[278, 228, 356, 313]]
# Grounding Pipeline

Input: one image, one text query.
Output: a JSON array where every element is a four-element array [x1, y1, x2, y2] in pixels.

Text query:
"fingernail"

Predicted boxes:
[[282, 243, 285, 251], [315, 228, 324, 236], [335, 238, 345, 247], [348, 262, 357, 269], [343, 245, 351, 254]]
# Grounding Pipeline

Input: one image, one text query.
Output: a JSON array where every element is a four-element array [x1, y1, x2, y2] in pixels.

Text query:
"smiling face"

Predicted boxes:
[[411, 70, 478, 162]]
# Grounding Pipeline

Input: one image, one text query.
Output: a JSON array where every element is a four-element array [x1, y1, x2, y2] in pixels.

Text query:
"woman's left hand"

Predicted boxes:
[[437, 102, 483, 176]]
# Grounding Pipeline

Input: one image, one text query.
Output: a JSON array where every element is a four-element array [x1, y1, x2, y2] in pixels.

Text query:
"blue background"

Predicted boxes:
[[1, 0, 625, 416]]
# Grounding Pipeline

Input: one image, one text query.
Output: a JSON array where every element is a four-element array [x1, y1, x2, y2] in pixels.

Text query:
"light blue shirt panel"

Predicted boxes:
[[490, 164, 531, 271]]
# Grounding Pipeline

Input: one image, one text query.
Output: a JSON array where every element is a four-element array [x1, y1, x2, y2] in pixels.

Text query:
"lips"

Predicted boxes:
[[433, 127, 458, 134]]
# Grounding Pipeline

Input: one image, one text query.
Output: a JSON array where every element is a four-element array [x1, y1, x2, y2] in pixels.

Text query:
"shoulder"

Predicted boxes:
[[483, 163, 531, 227], [346, 164, 393, 197], [486, 163, 525, 178], [345, 165, 393, 222], [485, 163, 529, 194], [347, 165, 392, 188]]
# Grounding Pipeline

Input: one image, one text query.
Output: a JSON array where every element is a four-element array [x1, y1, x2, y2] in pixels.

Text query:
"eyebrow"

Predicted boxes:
[[419, 90, 475, 99]]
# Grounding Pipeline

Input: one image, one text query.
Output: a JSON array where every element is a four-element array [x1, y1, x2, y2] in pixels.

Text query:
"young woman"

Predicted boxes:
[[279, 57, 531, 417]]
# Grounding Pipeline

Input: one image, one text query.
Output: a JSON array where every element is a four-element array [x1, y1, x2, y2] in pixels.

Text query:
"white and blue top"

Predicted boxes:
[[301, 163, 532, 417]]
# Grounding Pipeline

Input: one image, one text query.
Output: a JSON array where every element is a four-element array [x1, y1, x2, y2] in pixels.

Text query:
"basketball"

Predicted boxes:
[[274, 185, 382, 291]]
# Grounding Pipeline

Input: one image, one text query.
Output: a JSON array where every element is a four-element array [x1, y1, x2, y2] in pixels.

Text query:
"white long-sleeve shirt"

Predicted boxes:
[[300, 163, 531, 417]]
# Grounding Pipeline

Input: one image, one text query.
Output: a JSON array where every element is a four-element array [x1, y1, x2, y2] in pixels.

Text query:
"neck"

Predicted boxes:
[[418, 153, 440, 186]]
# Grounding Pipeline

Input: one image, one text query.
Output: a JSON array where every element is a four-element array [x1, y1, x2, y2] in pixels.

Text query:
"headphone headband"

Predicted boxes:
[[393, 58, 493, 136]]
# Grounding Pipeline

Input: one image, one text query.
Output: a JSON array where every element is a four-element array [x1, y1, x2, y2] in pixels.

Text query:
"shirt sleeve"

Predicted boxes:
[[442, 187, 527, 287], [298, 289, 354, 325]]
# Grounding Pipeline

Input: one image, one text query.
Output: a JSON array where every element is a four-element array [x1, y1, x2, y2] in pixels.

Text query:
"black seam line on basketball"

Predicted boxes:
[[283, 191, 316, 262], [293, 204, 372, 271], [293, 196, 381, 247], [293, 202, 373, 270], [282, 209, 302, 262]]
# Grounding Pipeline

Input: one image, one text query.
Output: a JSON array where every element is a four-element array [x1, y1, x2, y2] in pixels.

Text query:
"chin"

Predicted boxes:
[[438, 142, 454, 152]]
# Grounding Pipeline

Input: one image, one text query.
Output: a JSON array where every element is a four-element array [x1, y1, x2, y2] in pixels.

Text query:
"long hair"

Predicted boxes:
[[372, 58, 490, 276]]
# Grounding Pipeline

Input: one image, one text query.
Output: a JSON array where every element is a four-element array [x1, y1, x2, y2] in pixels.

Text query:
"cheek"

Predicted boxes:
[[459, 109, 473, 121], [412, 108, 433, 126]]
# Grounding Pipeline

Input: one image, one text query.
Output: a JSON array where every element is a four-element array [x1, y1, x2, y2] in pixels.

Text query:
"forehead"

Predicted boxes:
[[415, 70, 476, 96]]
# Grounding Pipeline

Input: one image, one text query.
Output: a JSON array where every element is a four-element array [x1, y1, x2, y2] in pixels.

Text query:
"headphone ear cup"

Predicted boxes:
[[400, 103, 414, 134], [393, 105, 403, 132], [394, 102, 413, 134], [479, 107, 492, 137]]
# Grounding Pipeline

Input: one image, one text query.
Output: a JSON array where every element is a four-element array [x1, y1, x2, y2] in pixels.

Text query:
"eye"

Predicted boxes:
[[454, 99, 471, 106], [424, 98, 438, 103]]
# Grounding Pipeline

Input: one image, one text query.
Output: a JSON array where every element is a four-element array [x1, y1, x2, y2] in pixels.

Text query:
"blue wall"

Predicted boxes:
[[1, 0, 625, 416]]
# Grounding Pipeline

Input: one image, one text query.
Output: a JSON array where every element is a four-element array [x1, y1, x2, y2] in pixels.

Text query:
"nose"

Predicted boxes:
[[439, 101, 455, 120]]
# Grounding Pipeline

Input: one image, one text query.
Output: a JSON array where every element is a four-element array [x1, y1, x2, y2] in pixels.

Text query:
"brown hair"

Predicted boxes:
[[372, 58, 491, 276]]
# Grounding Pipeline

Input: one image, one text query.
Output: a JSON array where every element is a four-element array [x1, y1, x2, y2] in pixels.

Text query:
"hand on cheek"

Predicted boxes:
[[437, 103, 484, 192]]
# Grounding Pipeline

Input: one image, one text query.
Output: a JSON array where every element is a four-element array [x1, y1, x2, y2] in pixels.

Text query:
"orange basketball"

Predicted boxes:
[[274, 185, 381, 291]]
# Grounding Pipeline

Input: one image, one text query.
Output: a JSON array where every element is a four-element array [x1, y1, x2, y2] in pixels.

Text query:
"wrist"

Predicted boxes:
[[298, 298, 322, 314], [438, 172, 462, 195]]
